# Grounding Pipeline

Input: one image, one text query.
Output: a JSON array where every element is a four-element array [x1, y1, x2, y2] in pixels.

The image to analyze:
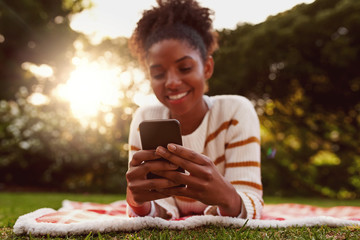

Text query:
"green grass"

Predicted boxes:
[[1, 192, 359, 239]]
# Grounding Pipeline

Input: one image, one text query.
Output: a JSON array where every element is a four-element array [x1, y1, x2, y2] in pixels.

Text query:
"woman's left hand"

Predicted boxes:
[[153, 143, 242, 217]]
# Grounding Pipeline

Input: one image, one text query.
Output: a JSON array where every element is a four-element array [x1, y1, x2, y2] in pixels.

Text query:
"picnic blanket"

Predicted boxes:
[[13, 200, 360, 236]]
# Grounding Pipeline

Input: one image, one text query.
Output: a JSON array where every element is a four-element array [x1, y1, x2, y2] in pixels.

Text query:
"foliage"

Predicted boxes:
[[0, 0, 89, 100], [210, 0, 360, 198], [0, 87, 130, 193], [0, 1, 143, 193], [0, 30, 143, 193]]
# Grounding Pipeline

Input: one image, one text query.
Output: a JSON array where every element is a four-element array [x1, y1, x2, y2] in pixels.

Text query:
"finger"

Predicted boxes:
[[128, 177, 180, 193], [155, 146, 206, 174], [127, 160, 180, 180], [154, 170, 211, 194], [168, 144, 206, 165], [150, 170, 188, 187], [144, 177, 181, 190], [156, 185, 193, 199], [130, 150, 160, 167], [153, 169, 198, 188]]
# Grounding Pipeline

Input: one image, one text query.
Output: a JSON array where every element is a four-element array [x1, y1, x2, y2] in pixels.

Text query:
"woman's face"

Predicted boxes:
[[146, 39, 214, 118]]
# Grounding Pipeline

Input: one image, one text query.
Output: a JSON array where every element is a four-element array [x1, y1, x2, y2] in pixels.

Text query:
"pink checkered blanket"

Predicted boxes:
[[13, 200, 360, 236]]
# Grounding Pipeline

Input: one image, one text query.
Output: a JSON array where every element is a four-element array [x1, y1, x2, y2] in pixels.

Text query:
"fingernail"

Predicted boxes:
[[168, 144, 176, 151], [156, 146, 166, 154]]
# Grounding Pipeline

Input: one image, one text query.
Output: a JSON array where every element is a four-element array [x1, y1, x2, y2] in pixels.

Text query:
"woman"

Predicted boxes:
[[126, 0, 263, 219]]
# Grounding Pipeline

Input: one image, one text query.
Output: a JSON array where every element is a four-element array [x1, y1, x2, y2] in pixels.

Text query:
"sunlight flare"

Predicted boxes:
[[27, 93, 50, 106], [54, 58, 124, 120], [22, 62, 54, 79], [53, 56, 156, 125]]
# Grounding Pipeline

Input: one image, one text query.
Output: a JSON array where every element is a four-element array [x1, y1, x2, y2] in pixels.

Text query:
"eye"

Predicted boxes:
[[179, 66, 192, 73], [152, 73, 165, 80], [150, 68, 165, 80]]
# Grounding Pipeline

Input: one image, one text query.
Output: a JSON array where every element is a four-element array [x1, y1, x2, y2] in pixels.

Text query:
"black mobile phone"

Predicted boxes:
[[139, 119, 184, 180]]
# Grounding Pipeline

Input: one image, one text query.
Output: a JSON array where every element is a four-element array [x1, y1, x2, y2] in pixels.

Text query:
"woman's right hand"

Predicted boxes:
[[126, 149, 180, 215]]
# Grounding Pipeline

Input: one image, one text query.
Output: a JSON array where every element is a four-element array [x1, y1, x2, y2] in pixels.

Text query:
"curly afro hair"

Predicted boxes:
[[129, 0, 218, 67]]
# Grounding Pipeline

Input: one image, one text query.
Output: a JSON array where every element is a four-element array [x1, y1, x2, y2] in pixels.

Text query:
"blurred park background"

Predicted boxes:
[[0, 0, 359, 200]]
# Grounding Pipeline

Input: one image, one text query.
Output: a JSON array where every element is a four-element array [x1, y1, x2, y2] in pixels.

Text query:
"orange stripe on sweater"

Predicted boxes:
[[204, 119, 239, 147], [214, 155, 226, 165], [214, 156, 260, 169], [231, 180, 263, 190], [130, 145, 141, 151], [225, 161, 260, 168], [245, 193, 257, 219], [225, 136, 260, 149]]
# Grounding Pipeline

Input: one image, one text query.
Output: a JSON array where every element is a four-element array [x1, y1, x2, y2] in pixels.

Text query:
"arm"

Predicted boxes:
[[153, 97, 263, 218], [126, 108, 180, 218], [221, 98, 263, 219]]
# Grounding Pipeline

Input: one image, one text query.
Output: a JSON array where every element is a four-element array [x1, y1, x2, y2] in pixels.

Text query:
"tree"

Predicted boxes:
[[210, 0, 360, 198], [0, 0, 86, 100], [0, 0, 138, 193]]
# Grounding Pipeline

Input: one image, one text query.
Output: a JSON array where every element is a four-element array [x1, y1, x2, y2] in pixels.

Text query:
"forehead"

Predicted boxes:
[[146, 39, 201, 64]]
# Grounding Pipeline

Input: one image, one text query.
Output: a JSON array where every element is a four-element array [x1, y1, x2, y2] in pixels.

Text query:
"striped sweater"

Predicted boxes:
[[128, 95, 263, 219]]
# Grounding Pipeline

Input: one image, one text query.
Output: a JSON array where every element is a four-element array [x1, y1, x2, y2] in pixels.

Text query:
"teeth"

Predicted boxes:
[[168, 92, 188, 100]]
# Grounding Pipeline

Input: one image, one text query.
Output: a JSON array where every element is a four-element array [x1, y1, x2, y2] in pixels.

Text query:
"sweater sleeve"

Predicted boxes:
[[128, 108, 142, 163], [223, 97, 263, 219]]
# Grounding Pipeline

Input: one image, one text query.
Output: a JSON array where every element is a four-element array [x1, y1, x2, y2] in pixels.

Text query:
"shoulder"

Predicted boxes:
[[133, 103, 166, 119], [207, 95, 260, 138], [207, 95, 259, 130]]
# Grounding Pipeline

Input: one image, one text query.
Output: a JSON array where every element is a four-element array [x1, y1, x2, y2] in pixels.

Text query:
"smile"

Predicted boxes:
[[168, 91, 189, 100]]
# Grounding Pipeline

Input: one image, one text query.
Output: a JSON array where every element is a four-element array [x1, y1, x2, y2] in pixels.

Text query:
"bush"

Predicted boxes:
[[0, 87, 131, 193]]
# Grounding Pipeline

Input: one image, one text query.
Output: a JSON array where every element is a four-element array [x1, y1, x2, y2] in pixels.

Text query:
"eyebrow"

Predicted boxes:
[[149, 56, 193, 69], [175, 56, 193, 63]]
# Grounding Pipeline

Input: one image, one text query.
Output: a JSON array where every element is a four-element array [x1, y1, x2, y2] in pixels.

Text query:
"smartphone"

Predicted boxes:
[[139, 119, 184, 180]]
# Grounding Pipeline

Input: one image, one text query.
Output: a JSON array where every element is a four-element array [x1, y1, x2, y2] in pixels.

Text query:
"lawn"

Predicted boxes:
[[0, 192, 359, 239]]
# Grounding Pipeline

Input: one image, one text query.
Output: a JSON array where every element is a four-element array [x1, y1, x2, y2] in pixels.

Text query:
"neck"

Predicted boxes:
[[171, 98, 208, 135]]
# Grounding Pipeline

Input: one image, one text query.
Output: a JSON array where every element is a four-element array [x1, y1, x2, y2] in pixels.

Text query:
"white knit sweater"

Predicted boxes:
[[128, 95, 263, 219]]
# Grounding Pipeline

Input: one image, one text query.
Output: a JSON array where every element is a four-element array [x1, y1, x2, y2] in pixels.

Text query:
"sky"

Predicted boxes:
[[70, 0, 315, 43]]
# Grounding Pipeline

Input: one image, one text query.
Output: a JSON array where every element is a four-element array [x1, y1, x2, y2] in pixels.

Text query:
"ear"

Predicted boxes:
[[204, 55, 214, 80]]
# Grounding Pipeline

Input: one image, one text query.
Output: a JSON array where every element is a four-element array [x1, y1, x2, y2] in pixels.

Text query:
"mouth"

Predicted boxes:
[[167, 91, 189, 100]]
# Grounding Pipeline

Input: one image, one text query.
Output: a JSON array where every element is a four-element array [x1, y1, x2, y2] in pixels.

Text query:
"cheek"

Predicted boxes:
[[150, 80, 158, 90], [150, 81, 163, 96], [194, 76, 206, 92]]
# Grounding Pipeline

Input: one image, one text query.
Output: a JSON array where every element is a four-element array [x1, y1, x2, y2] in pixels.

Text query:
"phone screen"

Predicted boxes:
[[139, 119, 182, 150], [139, 119, 184, 181]]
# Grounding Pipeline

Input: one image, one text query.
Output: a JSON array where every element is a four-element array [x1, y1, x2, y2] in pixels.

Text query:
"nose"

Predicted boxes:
[[165, 70, 182, 89]]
